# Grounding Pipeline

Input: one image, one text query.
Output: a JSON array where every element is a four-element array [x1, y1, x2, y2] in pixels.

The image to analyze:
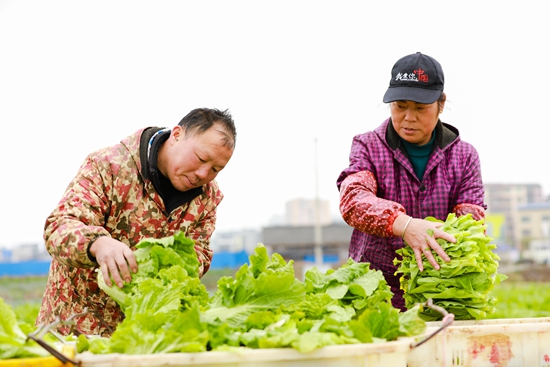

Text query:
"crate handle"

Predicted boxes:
[[410, 299, 455, 349], [26, 335, 78, 365], [27, 308, 89, 366]]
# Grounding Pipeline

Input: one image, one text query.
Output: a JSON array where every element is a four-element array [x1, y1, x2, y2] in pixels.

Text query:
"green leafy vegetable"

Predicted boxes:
[[394, 213, 508, 320], [86, 233, 427, 355], [0, 297, 51, 359], [94, 231, 210, 354], [203, 246, 306, 328], [97, 231, 209, 314]]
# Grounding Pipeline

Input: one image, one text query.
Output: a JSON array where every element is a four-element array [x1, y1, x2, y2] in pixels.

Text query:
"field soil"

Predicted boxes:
[[0, 268, 238, 307], [499, 263, 550, 282]]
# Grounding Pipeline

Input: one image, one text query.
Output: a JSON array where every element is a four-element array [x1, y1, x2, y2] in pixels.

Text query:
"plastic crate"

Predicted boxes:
[[407, 317, 550, 367], [76, 337, 416, 367]]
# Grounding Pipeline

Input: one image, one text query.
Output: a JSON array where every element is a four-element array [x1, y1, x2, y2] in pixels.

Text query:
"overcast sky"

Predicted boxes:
[[1, 0, 549, 248]]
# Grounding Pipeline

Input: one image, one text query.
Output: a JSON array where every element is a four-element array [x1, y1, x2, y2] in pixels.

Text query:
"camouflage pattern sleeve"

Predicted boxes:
[[339, 170, 406, 237], [43, 150, 114, 268]]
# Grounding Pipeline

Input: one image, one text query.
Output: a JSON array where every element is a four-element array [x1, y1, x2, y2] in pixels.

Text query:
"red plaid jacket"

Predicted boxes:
[[337, 118, 485, 310]]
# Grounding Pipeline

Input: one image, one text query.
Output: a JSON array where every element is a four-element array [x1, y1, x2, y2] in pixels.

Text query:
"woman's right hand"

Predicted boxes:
[[395, 215, 455, 272]]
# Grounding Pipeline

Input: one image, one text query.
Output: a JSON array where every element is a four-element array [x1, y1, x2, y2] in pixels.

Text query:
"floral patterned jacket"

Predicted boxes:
[[36, 127, 222, 336]]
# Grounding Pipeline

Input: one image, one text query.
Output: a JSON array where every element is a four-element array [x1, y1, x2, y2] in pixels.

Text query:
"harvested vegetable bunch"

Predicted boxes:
[[97, 231, 210, 315], [93, 231, 212, 354], [83, 234, 426, 355], [299, 258, 425, 346], [204, 252, 424, 353], [203, 245, 306, 328], [394, 213, 508, 321]]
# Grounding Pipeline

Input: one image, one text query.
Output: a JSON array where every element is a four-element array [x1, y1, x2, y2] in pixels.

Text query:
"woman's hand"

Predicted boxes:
[[89, 236, 138, 288], [394, 215, 456, 271]]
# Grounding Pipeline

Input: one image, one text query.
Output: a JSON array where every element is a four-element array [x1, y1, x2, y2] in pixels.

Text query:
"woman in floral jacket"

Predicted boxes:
[[36, 108, 236, 336]]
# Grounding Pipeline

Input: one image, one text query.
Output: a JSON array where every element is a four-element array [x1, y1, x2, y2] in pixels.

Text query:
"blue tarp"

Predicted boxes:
[[303, 254, 339, 263], [210, 250, 249, 269], [0, 251, 250, 276], [0, 260, 51, 276]]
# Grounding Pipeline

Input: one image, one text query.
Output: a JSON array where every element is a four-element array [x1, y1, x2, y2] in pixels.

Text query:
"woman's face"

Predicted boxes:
[[390, 100, 443, 145]]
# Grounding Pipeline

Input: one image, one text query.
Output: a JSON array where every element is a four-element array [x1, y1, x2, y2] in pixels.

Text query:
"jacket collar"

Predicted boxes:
[[139, 127, 203, 211], [139, 126, 165, 180], [385, 118, 459, 151]]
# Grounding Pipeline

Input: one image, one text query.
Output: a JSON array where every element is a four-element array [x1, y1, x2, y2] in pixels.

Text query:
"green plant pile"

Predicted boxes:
[[0, 297, 52, 359], [394, 213, 508, 321], [81, 231, 426, 355]]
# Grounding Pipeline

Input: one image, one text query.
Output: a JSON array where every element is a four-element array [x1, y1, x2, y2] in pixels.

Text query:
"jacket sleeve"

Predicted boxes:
[[339, 170, 406, 237], [452, 143, 486, 221], [44, 152, 113, 268], [453, 203, 485, 221], [185, 182, 223, 277]]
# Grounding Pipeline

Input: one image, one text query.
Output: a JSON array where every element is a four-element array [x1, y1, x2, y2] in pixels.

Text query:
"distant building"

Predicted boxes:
[[210, 228, 262, 254], [261, 223, 353, 264], [285, 198, 332, 227], [9, 242, 49, 262], [522, 239, 550, 264], [485, 213, 518, 263], [484, 183, 546, 247], [209, 197, 347, 271], [515, 202, 550, 254]]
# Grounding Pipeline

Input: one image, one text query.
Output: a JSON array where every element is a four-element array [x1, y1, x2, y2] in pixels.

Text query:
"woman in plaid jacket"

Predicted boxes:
[[337, 53, 485, 310]]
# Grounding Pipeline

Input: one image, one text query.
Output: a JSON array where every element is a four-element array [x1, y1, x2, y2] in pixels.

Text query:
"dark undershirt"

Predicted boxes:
[[147, 130, 203, 213], [401, 131, 436, 180]]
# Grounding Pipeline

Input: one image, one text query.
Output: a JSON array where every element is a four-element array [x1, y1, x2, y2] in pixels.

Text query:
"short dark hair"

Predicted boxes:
[[178, 108, 236, 150]]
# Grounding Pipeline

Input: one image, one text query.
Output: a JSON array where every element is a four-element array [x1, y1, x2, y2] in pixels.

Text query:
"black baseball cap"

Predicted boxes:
[[382, 52, 444, 104]]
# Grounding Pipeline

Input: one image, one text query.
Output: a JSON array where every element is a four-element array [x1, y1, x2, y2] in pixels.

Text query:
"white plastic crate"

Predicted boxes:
[[407, 317, 550, 367], [76, 337, 416, 367]]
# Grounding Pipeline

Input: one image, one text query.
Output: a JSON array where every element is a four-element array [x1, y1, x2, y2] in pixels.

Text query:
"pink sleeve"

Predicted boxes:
[[453, 203, 486, 221], [339, 171, 406, 237]]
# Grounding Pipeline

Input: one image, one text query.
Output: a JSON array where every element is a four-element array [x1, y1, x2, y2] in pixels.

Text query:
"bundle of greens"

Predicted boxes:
[[87, 232, 426, 355], [93, 231, 211, 354], [97, 231, 210, 316], [202, 249, 424, 353], [394, 213, 508, 321]]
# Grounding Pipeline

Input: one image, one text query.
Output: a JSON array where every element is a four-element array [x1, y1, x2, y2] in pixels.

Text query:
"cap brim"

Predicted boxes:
[[383, 87, 441, 104]]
